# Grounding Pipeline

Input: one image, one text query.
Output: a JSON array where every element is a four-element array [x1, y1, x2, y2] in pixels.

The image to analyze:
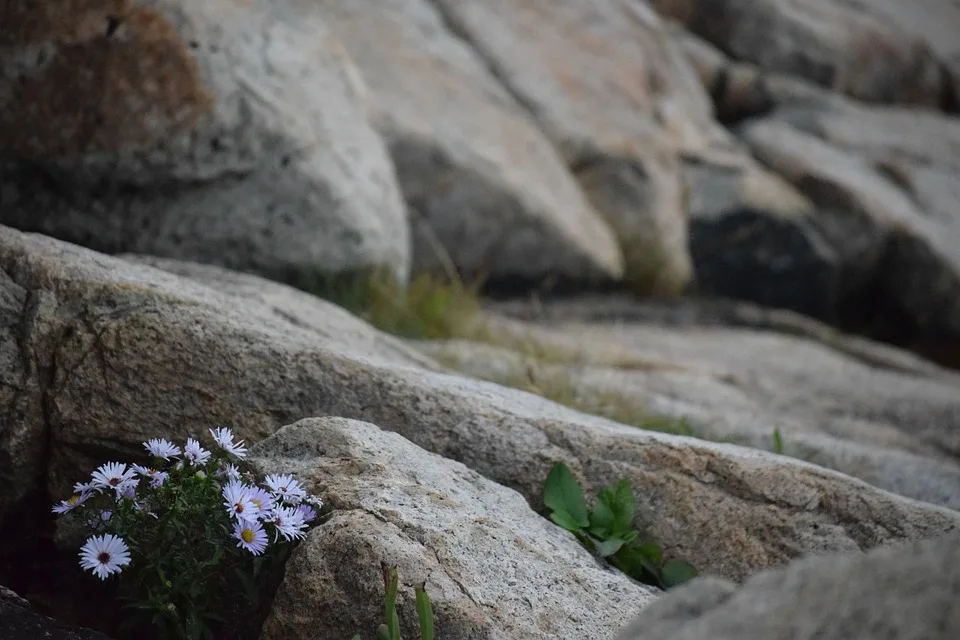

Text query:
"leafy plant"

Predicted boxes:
[[543, 462, 698, 589], [351, 563, 435, 640], [50, 428, 323, 640]]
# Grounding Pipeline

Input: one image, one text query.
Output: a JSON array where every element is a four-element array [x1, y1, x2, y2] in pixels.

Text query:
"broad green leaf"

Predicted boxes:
[[612, 542, 662, 580], [550, 509, 587, 533], [660, 559, 699, 588], [543, 462, 589, 529], [377, 624, 392, 640], [415, 583, 435, 640], [589, 480, 635, 540], [595, 536, 628, 557]]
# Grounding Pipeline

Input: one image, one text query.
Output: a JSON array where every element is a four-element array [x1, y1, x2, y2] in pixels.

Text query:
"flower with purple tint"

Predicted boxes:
[[222, 479, 259, 523], [233, 520, 269, 555], [263, 473, 307, 505], [90, 462, 138, 498], [209, 427, 247, 459], [132, 465, 169, 489], [143, 438, 181, 460], [183, 438, 211, 466], [78, 534, 131, 580], [296, 503, 318, 523], [268, 505, 308, 542]]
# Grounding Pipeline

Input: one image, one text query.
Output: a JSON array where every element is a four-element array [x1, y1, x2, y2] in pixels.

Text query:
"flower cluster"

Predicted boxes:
[[51, 427, 323, 582]]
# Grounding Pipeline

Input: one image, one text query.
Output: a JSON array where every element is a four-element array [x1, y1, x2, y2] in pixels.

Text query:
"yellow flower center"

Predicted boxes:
[[241, 528, 255, 544], [67, 495, 81, 505]]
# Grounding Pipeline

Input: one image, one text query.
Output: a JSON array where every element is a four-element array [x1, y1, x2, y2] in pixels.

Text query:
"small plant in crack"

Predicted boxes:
[[542, 462, 698, 590], [50, 428, 323, 640], [350, 563, 435, 640]]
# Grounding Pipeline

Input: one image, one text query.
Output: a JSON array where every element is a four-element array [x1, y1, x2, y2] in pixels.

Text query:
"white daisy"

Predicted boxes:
[[217, 462, 242, 481], [73, 481, 95, 495], [90, 462, 138, 497], [183, 438, 211, 466], [132, 465, 169, 489], [247, 486, 276, 515], [268, 505, 308, 542], [78, 534, 131, 580], [143, 438, 181, 460], [233, 520, 269, 555], [222, 479, 259, 523], [52, 490, 91, 515], [263, 473, 307, 505], [209, 427, 247, 459]]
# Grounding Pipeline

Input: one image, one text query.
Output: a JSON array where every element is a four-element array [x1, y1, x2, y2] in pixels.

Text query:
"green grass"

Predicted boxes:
[[297, 268, 482, 340]]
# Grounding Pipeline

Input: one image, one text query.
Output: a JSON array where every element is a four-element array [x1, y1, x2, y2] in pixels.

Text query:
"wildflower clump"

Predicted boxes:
[[51, 427, 322, 640]]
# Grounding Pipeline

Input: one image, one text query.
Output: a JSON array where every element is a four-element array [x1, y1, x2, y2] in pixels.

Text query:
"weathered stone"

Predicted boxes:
[[0, 0, 410, 285], [0, 584, 114, 640], [308, 0, 623, 286], [250, 417, 657, 640], [3, 226, 958, 582], [681, 152, 844, 321], [616, 534, 960, 640], [426, 0, 722, 294], [739, 115, 960, 359], [650, 0, 949, 108], [438, 302, 960, 511]]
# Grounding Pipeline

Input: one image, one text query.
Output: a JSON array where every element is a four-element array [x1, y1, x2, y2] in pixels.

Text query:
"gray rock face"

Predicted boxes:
[[650, 0, 949, 108], [0, 584, 114, 640], [249, 417, 657, 640], [427, 0, 720, 294], [3, 226, 958, 583], [738, 105, 960, 360], [466, 300, 960, 511], [309, 0, 624, 286], [615, 534, 960, 640], [0, 0, 411, 285]]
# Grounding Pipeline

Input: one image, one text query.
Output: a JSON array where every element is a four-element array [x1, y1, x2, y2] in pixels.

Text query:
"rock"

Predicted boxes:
[[3, 226, 958, 582], [433, 301, 960, 511], [426, 0, 723, 294], [0, 584, 114, 640], [680, 153, 845, 322], [615, 534, 960, 640], [0, 0, 411, 286], [847, 0, 960, 105], [739, 113, 960, 361], [249, 417, 657, 640], [650, 0, 950, 108], [308, 0, 624, 286]]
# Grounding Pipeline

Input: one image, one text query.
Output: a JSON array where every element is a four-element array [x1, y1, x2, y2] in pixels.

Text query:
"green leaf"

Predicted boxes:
[[611, 542, 662, 581], [550, 509, 587, 533], [660, 559, 699, 588], [377, 624, 392, 640], [415, 583, 435, 640], [543, 462, 589, 531], [588, 479, 635, 540], [595, 537, 628, 557]]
